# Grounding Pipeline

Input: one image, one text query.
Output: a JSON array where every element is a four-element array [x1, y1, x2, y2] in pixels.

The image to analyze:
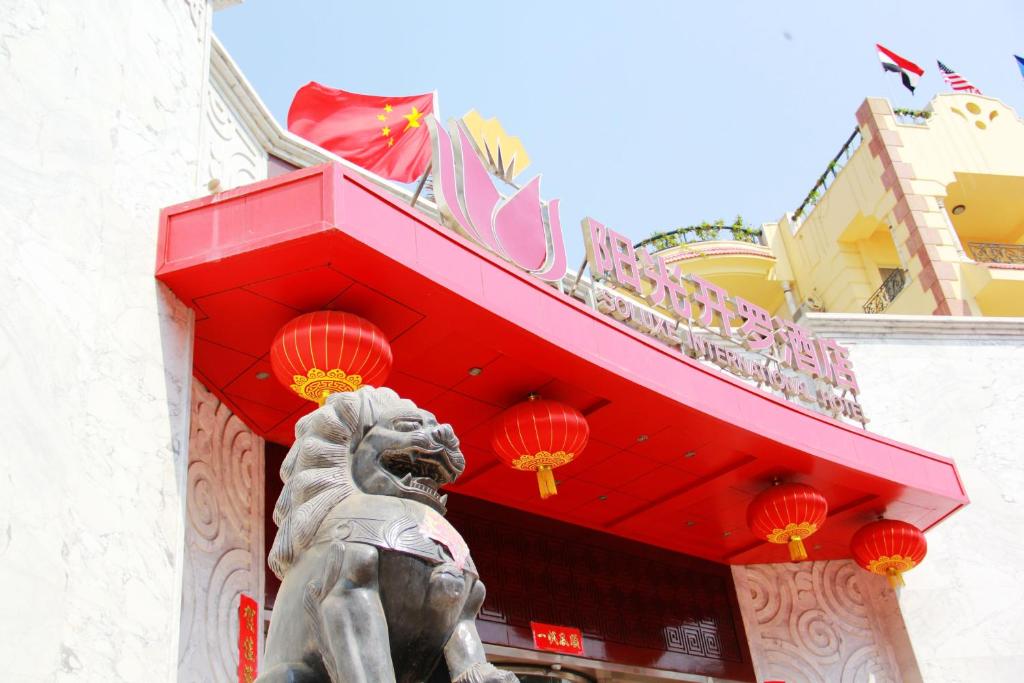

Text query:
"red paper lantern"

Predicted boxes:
[[270, 311, 392, 405], [851, 519, 927, 588], [491, 396, 589, 499], [747, 482, 829, 562]]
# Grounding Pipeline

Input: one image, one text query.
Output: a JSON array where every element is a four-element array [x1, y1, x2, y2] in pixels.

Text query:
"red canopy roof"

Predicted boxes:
[[157, 163, 967, 565]]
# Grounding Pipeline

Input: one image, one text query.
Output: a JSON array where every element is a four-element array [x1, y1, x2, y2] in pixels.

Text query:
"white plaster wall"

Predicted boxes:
[[806, 315, 1024, 683], [0, 1, 210, 681], [200, 78, 267, 193]]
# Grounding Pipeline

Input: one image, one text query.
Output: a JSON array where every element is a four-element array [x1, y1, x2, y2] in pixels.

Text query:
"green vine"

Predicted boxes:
[[893, 108, 932, 120], [638, 215, 764, 251], [793, 126, 861, 220]]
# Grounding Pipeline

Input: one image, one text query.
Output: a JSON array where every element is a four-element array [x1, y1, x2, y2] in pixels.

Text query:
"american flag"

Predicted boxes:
[[937, 60, 982, 94]]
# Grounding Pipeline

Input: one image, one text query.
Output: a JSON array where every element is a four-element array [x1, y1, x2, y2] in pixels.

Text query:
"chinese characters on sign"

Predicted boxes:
[[582, 217, 866, 424], [238, 594, 259, 683], [531, 621, 585, 656]]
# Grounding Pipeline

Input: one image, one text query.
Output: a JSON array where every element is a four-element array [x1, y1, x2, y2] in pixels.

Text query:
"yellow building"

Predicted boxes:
[[652, 93, 1024, 318], [630, 97, 1024, 681]]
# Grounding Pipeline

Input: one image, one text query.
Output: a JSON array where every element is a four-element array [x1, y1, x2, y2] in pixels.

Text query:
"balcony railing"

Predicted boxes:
[[893, 107, 932, 125], [792, 127, 862, 223], [863, 269, 908, 314], [637, 221, 767, 252], [968, 241, 1024, 265]]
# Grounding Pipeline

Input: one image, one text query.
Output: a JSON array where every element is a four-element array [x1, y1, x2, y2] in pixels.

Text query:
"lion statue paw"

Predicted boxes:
[[452, 662, 520, 683]]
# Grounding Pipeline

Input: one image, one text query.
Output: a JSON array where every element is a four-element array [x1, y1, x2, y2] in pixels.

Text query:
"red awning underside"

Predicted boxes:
[[157, 164, 967, 565]]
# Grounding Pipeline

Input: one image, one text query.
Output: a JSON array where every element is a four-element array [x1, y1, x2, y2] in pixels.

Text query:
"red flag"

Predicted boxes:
[[876, 44, 924, 93], [287, 82, 435, 183]]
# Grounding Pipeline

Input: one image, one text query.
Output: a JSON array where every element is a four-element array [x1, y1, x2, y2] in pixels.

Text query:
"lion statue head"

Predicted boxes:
[[268, 386, 466, 578]]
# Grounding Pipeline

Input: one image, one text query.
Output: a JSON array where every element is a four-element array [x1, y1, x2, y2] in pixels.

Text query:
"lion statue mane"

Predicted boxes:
[[256, 386, 516, 683]]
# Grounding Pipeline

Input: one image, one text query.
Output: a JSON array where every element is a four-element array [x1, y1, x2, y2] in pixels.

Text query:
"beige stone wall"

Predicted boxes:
[[733, 560, 922, 683], [179, 380, 265, 683]]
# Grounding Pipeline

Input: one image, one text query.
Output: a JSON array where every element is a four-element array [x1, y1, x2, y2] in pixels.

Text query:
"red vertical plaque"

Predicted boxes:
[[238, 594, 259, 683], [530, 621, 585, 655]]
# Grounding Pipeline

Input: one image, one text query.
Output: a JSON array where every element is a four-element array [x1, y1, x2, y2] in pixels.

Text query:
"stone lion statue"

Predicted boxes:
[[257, 386, 517, 683]]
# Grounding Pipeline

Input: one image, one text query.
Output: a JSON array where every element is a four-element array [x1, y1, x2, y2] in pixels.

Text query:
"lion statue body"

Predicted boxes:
[[256, 387, 516, 683]]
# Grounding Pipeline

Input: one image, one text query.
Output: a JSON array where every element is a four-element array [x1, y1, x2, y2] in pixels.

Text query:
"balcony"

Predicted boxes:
[[967, 241, 1024, 265], [961, 241, 1024, 316], [863, 268, 909, 314], [636, 220, 767, 251], [637, 221, 784, 314], [944, 172, 1024, 315], [892, 107, 932, 126]]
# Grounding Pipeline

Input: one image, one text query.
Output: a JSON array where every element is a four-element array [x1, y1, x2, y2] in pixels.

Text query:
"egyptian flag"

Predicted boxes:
[[876, 44, 924, 93], [288, 83, 435, 183]]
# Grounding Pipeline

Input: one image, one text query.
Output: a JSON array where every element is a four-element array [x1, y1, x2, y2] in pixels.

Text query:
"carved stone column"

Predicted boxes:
[[179, 380, 265, 682], [733, 560, 923, 683]]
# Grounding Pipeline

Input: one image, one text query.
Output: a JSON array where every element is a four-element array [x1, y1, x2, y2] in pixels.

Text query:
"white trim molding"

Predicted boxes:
[[802, 312, 1024, 341]]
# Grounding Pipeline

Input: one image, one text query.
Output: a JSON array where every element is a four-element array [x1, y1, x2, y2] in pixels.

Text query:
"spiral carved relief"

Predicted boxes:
[[203, 80, 266, 193], [734, 560, 922, 683], [179, 380, 265, 683]]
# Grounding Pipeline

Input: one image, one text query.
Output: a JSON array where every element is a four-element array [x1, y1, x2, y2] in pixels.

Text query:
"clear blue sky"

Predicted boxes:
[[215, 0, 1024, 263]]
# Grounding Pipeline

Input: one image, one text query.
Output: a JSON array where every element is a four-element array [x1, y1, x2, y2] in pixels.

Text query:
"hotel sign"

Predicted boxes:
[[425, 114, 865, 424], [582, 218, 866, 424], [428, 116, 568, 283]]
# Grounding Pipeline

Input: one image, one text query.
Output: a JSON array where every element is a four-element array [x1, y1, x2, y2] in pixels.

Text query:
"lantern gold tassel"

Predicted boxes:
[[537, 466, 558, 499], [788, 536, 808, 562], [887, 569, 905, 589]]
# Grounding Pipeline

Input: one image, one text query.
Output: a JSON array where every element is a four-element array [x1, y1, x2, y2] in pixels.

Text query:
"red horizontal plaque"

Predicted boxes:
[[531, 621, 584, 655]]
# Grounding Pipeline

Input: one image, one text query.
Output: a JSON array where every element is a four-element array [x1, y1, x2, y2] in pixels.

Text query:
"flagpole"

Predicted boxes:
[[409, 90, 441, 211], [568, 256, 589, 298], [882, 76, 901, 111], [876, 45, 902, 107], [410, 163, 432, 208], [875, 43, 925, 108]]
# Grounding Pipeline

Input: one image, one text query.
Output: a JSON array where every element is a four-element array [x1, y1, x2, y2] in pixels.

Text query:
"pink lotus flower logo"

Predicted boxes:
[[427, 116, 567, 282]]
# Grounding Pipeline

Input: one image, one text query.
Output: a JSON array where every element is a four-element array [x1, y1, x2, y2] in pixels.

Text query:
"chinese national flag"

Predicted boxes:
[[287, 82, 435, 183]]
